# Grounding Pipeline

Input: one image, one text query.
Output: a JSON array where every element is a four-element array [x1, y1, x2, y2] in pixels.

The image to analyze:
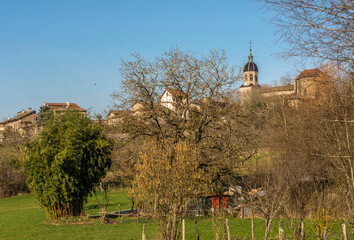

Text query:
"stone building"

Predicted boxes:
[[43, 102, 87, 116], [0, 108, 37, 142], [107, 110, 132, 125], [0, 102, 87, 143], [239, 48, 330, 105]]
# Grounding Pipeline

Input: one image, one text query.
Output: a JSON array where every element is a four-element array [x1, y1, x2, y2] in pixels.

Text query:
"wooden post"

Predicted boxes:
[[142, 223, 146, 240], [300, 221, 305, 240], [182, 219, 185, 240], [225, 218, 231, 240], [278, 219, 287, 240], [117, 204, 121, 224], [251, 209, 255, 239], [224, 219, 227, 240], [195, 219, 200, 240], [324, 226, 328, 240], [342, 223, 347, 240], [240, 206, 244, 218]]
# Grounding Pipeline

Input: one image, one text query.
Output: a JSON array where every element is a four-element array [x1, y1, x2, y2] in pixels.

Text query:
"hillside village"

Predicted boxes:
[[1, 0, 352, 239], [0, 50, 331, 143]]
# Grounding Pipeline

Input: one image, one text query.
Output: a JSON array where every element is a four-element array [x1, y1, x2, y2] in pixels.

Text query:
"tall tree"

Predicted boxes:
[[0, 128, 31, 197], [132, 140, 207, 240], [25, 111, 112, 219], [259, 0, 354, 66], [111, 48, 265, 192]]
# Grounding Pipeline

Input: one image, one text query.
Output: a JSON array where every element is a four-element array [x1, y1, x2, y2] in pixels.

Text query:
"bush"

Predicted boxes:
[[25, 111, 112, 219]]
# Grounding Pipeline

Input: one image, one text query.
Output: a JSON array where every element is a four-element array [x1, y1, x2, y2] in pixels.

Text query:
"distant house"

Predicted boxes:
[[160, 89, 185, 111], [0, 108, 37, 142], [43, 102, 87, 116], [107, 110, 132, 125]]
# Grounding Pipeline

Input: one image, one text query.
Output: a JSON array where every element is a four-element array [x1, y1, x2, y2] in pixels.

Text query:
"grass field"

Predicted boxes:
[[0, 190, 351, 239]]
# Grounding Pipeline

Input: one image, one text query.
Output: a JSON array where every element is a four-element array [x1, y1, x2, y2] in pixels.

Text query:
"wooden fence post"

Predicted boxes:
[[225, 218, 231, 240], [142, 223, 146, 240], [251, 209, 255, 239], [182, 219, 185, 240], [195, 219, 200, 240], [300, 221, 305, 240], [323, 227, 327, 240], [224, 219, 227, 240], [342, 223, 347, 240]]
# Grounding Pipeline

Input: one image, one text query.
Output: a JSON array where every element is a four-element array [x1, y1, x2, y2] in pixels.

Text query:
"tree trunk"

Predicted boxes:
[[264, 218, 273, 240], [137, 206, 140, 223], [291, 219, 296, 239], [323, 227, 327, 240], [131, 196, 135, 211], [278, 219, 287, 240]]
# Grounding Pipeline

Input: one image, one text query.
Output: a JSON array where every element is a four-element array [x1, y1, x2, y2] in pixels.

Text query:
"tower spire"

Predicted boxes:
[[248, 40, 253, 63]]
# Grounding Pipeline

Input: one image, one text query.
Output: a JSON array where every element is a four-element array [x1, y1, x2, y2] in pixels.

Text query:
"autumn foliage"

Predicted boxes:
[[132, 140, 207, 240]]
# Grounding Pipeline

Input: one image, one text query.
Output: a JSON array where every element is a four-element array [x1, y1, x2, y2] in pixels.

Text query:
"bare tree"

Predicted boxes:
[[0, 128, 31, 196], [261, 66, 353, 227], [259, 0, 354, 66], [132, 140, 207, 240], [111, 48, 263, 191], [236, 171, 290, 240]]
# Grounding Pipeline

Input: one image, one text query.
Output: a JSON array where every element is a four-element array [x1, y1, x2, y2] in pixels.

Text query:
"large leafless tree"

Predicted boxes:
[[259, 0, 353, 67]]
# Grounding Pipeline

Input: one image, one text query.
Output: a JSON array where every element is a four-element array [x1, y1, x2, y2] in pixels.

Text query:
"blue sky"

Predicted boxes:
[[0, 0, 311, 120]]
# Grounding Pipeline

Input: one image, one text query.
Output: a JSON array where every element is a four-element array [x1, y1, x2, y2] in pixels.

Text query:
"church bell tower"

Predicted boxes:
[[240, 41, 260, 103]]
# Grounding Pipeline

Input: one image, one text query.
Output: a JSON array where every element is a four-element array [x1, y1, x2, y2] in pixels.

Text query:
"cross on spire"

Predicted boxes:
[[248, 40, 253, 63]]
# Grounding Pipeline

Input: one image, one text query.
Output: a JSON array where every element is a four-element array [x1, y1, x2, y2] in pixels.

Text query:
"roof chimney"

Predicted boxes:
[[28, 108, 32, 112], [66, 101, 70, 106]]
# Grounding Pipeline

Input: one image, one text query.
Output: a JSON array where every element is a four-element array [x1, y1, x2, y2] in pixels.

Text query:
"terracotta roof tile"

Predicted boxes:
[[46, 103, 86, 112], [164, 89, 185, 97], [296, 68, 322, 80], [261, 84, 294, 93]]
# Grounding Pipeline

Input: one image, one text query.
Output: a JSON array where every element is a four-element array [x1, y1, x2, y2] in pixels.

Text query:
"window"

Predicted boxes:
[[250, 74, 253, 81]]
